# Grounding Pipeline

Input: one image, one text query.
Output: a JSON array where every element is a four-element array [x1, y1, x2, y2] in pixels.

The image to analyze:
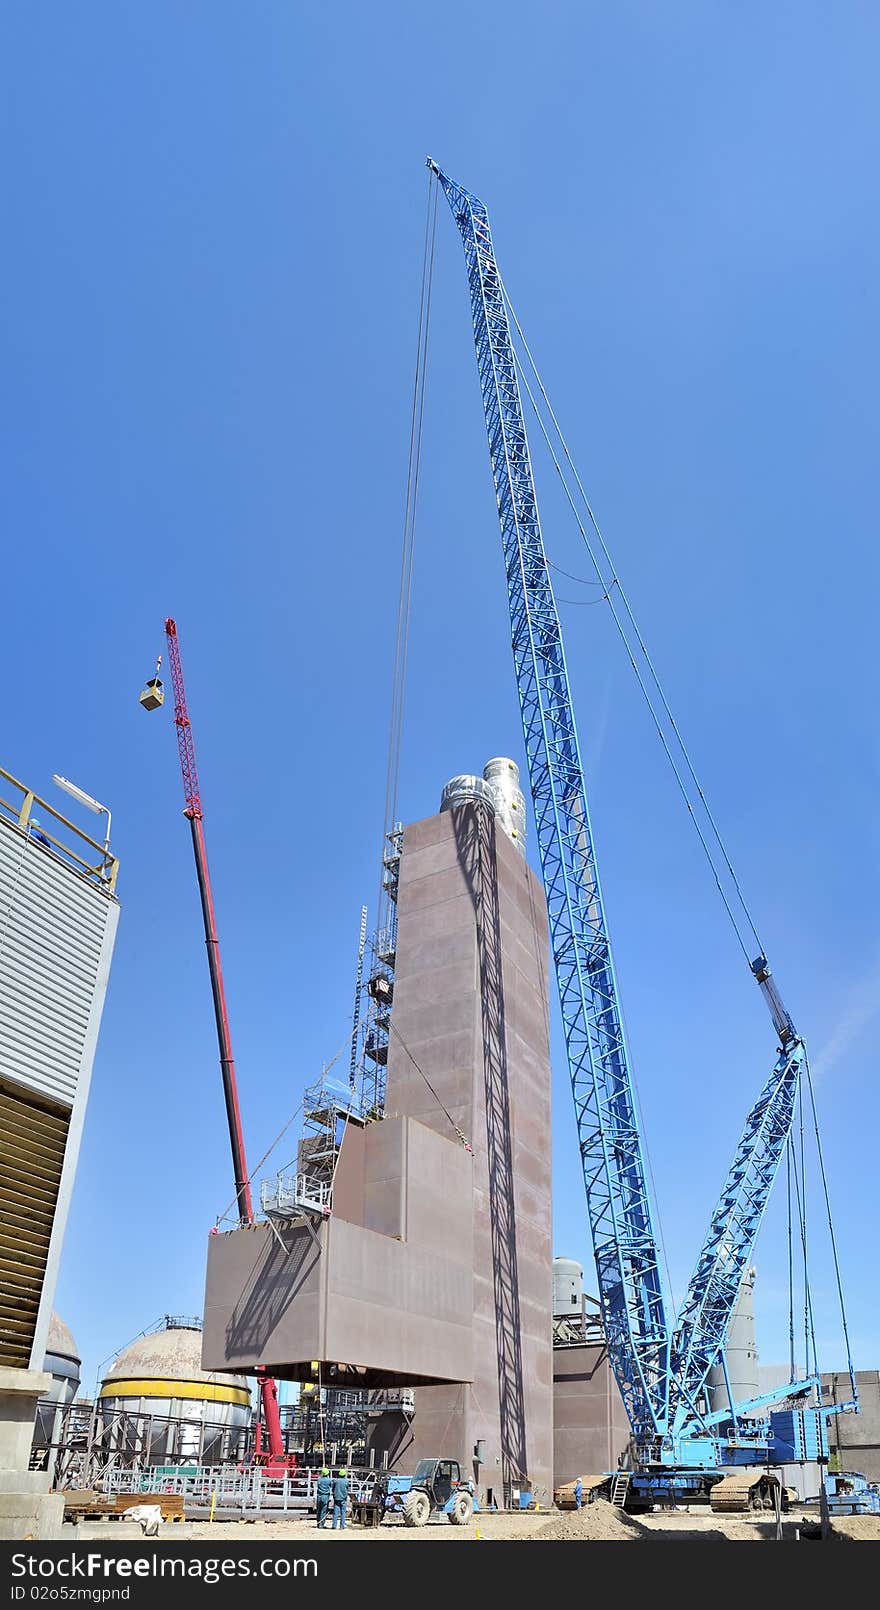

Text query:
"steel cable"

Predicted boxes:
[[500, 274, 765, 966], [379, 171, 437, 925]]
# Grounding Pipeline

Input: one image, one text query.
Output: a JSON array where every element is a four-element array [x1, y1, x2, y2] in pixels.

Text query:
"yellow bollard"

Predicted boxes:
[[209, 1490, 216, 1524], [475, 1527, 482, 1539]]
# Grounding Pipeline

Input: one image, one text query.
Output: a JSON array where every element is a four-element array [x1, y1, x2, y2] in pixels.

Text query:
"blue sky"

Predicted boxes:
[[2, 3, 877, 1395]]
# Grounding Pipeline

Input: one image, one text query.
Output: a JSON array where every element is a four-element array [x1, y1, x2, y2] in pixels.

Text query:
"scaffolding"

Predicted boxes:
[[552, 1294, 606, 1350], [31, 1397, 251, 1491], [358, 825, 402, 1118], [259, 829, 403, 1231], [32, 1388, 414, 1492]]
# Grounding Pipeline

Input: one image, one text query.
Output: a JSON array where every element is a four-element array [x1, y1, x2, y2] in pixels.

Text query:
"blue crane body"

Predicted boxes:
[[428, 159, 854, 1493]]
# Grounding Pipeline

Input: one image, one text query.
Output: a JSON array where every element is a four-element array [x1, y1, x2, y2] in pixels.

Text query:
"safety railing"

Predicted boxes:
[[0, 766, 119, 892], [100, 1464, 381, 1512], [368, 1389, 415, 1415], [260, 1173, 332, 1218]]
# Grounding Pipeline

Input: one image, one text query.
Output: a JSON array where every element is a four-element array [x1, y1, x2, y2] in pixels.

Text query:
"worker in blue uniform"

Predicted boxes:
[[315, 1468, 332, 1528], [574, 1477, 583, 1512], [332, 1468, 349, 1529]]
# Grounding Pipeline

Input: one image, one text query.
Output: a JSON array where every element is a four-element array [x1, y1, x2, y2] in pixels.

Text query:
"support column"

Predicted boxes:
[[0, 1369, 64, 1540]]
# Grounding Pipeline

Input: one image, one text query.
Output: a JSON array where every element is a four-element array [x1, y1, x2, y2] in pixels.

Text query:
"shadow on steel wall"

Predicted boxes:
[[224, 1227, 320, 1360], [452, 801, 529, 1504]]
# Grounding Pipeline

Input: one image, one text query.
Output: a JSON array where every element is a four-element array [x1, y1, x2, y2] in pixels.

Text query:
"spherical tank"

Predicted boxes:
[[99, 1317, 251, 1465], [553, 1257, 584, 1317]]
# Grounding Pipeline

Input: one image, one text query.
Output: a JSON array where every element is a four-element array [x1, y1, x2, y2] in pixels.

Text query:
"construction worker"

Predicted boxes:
[[315, 1467, 332, 1528], [574, 1477, 583, 1512], [331, 1467, 349, 1530]]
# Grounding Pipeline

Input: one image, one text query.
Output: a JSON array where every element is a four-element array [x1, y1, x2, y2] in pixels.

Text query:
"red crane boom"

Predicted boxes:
[[164, 619, 252, 1222], [160, 617, 291, 1471]]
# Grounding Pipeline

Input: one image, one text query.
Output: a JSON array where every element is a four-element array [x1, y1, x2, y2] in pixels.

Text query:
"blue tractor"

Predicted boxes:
[[354, 1460, 478, 1528]]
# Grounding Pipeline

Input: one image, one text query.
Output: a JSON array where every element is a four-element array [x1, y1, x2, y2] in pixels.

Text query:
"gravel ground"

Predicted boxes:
[[71, 1512, 546, 1543], [826, 1515, 880, 1542], [69, 1500, 835, 1544]]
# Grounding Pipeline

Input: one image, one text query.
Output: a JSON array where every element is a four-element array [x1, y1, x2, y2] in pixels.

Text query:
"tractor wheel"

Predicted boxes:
[[402, 1490, 431, 1527], [449, 1491, 474, 1526]]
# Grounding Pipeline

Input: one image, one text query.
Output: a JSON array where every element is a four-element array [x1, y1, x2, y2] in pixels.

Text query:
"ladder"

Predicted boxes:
[[610, 1473, 631, 1509]]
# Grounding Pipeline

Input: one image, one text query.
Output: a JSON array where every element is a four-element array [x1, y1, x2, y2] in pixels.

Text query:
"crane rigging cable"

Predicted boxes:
[[786, 1143, 796, 1384], [799, 1079, 813, 1380], [514, 338, 754, 966], [379, 171, 438, 928], [802, 1049, 857, 1390], [427, 154, 859, 1480], [498, 273, 766, 969], [788, 1121, 819, 1383]]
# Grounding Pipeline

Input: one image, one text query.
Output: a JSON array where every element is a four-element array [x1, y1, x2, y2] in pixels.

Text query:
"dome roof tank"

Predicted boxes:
[[99, 1317, 251, 1464]]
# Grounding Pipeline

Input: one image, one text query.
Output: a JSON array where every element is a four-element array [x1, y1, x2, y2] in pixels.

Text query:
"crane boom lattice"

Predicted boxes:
[[429, 161, 669, 1442], [430, 159, 855, 1472]]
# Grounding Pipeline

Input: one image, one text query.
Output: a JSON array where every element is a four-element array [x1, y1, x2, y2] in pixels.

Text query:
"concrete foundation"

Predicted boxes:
[[366, 802, 554, 1507], [0, 1368, 63, 1540]]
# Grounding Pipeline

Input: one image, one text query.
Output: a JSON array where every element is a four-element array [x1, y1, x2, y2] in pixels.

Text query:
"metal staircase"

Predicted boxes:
[[610, 1473, 630, 1509]]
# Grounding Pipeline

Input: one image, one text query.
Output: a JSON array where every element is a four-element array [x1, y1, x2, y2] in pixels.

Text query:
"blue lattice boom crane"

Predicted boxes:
[[429, 158, 857, 1506]]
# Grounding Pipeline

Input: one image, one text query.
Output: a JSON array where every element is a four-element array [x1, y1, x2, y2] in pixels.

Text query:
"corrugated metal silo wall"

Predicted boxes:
[[0, 814, 119, 1370]]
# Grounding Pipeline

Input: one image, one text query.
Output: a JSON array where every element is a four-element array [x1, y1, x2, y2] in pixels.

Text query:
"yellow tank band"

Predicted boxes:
[[99, 1379, 250, 1407]]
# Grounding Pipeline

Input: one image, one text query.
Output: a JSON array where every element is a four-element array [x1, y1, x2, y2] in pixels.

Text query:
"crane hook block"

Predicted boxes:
[[139, 676, 165, 712]]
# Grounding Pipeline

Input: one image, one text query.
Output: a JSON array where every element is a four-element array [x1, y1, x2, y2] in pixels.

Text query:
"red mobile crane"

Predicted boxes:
[[141, 618, 295, 1475]]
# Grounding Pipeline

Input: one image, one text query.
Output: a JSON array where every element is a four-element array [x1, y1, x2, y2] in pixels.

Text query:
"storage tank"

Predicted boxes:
[[32, 1313, 81, 1477], [99, 1316, 251, 1466], [553, 1257, 584, 1318], [440, 759, 527, 858], [440, 775, 498, 815], [483, 758, 527, 857], [706, 1266, 759, 1417]]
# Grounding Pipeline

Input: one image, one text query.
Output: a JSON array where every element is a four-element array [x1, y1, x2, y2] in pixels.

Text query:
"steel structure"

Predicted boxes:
[[160, 618, 292, 1473], [429, 160, 852, 1478]]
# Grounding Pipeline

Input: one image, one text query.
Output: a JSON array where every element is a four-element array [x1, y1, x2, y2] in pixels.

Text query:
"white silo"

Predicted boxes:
[[483, 758, 527, 857], [553, 1257, 584, 1318], [706, 1267, 760, 1417], [99, 1316, 251, 1466]]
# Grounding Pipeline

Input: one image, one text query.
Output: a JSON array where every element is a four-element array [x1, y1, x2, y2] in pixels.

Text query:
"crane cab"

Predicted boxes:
[[139, 676, 165, 712]]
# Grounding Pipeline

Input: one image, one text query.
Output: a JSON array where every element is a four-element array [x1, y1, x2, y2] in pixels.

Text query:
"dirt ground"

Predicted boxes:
[[824, 1514, 880, 1542], [69, 1497, 879, 1543]]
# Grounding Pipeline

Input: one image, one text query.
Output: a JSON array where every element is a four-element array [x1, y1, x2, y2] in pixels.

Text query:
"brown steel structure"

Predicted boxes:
[[367, 800, 554, 1506], [203, 796, 555, 1507], [552, 1321, 631, 1486]]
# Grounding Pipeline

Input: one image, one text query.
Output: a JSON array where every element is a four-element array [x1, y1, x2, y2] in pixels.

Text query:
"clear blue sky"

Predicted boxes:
[[2, 3, 877, 1394]]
